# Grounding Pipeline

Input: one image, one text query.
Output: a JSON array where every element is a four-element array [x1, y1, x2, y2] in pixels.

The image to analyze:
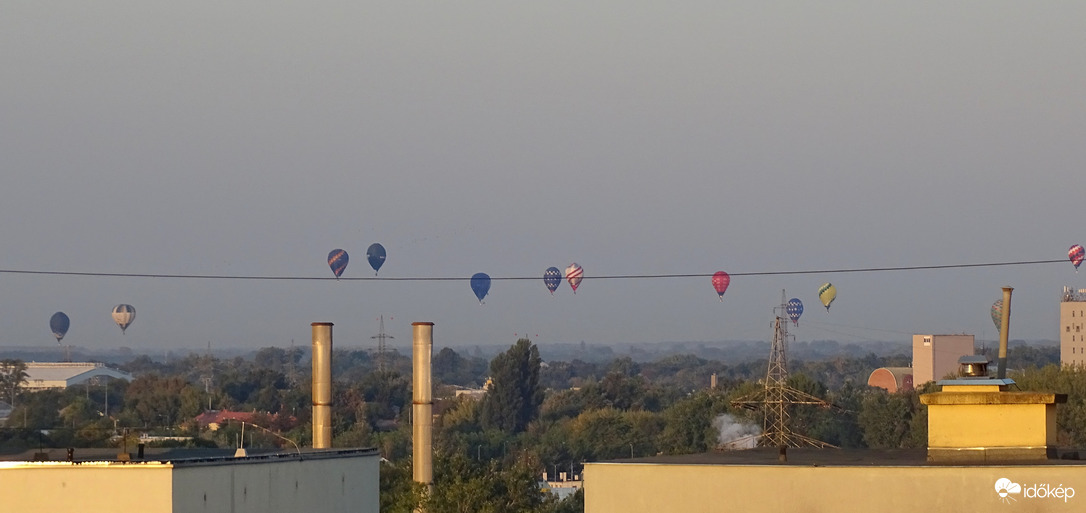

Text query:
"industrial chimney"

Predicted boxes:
[[312, 322, 333, 449], [412, 322, 434, 493]]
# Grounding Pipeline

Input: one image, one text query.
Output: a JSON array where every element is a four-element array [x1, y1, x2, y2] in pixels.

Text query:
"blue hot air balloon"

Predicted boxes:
[[367, 243, 386, 275], [50, 312, 70, 344], [328, 249, 349, 278], [543, 267, 562, 294], [470, 273, 491, 303], [112, 304, 136, 334], [786, 298, 804, 326]]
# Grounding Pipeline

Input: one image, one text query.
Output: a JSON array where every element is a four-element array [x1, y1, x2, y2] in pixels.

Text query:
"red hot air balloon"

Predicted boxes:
[[712, 271, 730, 301], [565, 263, 583, 293], [1070, 245, 1085, 272]]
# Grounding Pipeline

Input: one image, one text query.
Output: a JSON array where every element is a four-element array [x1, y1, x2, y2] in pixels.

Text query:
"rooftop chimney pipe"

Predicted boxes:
[[312, 322, 333, 449], [997, 287, 1012, 379], [412, 322, 435, 494]]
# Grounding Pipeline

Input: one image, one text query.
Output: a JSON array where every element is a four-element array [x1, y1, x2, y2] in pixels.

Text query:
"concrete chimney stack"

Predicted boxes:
[[412, 322, 434, 493], [311, 322, 333, 449]]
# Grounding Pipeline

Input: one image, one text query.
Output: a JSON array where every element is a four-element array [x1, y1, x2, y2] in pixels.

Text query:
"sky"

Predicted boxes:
[[2, 3, 1086, 354]]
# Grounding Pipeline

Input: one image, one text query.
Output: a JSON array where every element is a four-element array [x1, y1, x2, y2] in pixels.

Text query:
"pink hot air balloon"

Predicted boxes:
[[1070, 245, 1085, 272], [712, 271, 730, 301], [565, 263, 583, 293]]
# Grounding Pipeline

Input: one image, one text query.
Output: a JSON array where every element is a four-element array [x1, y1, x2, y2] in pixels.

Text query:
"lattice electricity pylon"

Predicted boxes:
[[731, 292, 838, 449], [371, 315, 394, 372]]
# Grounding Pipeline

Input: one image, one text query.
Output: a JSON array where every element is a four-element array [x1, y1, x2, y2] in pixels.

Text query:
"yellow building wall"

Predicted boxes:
[[0, 462, 174, 513], [586, 462, 1086, 513], [927, 402, 1055, 447]]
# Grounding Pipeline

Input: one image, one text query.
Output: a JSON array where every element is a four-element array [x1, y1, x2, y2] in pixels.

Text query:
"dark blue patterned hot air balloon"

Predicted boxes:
[[328, 249, 349, 278], [543, 267, 562, 294], [50, 312, 70, 344], [786, 298, 803, 326], [367, 243, 386, 275], [471, 273, 491, 304]]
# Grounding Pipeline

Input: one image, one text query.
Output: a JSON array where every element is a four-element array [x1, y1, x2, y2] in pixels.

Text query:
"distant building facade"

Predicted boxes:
[[23, 362, 133, 390], [911, 334, 974, 385], [867, 367, 913, 393], [1060, 287, 1086, 366]]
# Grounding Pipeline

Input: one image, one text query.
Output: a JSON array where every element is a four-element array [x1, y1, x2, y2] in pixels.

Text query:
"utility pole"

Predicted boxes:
[[371, 316, 394, 372]]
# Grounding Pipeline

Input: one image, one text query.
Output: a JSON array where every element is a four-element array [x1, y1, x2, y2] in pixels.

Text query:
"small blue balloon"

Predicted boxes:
[[366, 243, 386, 275], [543, 267, 562, 294], [786, 298, 804, 326], [471, 273, 491, 303]]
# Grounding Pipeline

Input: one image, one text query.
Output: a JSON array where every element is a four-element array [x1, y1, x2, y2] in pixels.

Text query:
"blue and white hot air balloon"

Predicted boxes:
[[367, 243, 386, 275], [786, 298, 803, 326], [50, 312, 70, 344], [543, 267, 562, 294]]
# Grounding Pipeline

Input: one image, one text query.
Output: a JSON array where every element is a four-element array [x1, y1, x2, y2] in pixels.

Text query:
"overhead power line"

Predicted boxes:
[[0, 258, 1065, 282]]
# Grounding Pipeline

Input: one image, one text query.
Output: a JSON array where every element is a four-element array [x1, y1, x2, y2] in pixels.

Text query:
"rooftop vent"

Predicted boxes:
[[957, 355, 989, 378]]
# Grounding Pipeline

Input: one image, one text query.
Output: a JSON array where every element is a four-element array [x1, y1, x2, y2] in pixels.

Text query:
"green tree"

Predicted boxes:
[[0, 359, 28, 408], [481, 339, 543, 433]]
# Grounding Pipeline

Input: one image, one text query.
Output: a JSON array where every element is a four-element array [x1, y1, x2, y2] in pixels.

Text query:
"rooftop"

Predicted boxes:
[[602, 447, 1086, 467]]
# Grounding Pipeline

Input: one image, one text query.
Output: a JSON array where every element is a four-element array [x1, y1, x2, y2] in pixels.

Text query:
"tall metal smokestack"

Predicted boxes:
[[412, 322, 434, 493], [311, 322, 333, 449], [997, 287, 1012, 379]]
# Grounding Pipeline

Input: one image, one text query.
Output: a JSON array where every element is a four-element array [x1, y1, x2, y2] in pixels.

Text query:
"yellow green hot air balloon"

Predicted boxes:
[[818, 283, 837, 311]]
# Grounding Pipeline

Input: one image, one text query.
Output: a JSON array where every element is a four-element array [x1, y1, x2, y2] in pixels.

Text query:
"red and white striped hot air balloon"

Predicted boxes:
[[1070, 245, 1085, 272], [565, 263, 583, 293]]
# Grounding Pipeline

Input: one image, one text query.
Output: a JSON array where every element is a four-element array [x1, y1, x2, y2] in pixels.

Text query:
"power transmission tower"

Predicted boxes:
[[731, 290, 838, 448], [371, 316, 394, 372]]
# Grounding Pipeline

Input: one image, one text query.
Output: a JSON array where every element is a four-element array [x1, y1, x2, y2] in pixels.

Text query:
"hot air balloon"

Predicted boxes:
[[786, 298, 804, 326], [991, 299, 1003, 333], [1070, 245, 1085, 272], [544, 267, 562, 294], [112, 304, 136, 334], [565, 263, 583, 293], [367, 243, 386, 275], [712, 271, 730, 301], [50, 312, 70, 344], [818, 283, 837, 311], [470, 273, 491, 303], [328, 249, 349, 278]]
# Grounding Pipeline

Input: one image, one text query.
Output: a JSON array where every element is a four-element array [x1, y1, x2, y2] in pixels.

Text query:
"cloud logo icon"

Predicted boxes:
[[995, 478, 1022, 503]]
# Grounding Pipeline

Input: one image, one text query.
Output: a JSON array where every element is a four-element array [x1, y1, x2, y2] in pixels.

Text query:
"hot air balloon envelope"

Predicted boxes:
[[328, 249, 349, 278], [787, 298, 804, 326], [544, 267, 562, 294], [50, 312, 70, 343], [991, 299, 1003, 333], [367, 243, 386, 274], [112, 304, 136, 334], [565, 263, 583, 293], [818, 283, 837, 310], [470, 273, 491, 303], [712, 272, 730, 301], [1070, 245, 1085, 271]]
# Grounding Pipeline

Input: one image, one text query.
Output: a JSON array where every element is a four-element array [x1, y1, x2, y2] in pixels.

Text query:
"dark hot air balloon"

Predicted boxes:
[[712, 271, 730, 301], [112, 304, 136, 334], [50, 312, 70, 344], [367, 243, 386, 275], [786, 298, 804, 326], [328, 249, 349, 278], [544, 267, 562, 294], [470, 273, 491, 303]]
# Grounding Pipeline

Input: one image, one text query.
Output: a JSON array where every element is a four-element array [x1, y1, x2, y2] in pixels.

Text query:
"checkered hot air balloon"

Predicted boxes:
[[786, 298, 803, 326], [712, 271, 730, 301], [328, 249, 349, 278], [544, 267, 562, 294], [991, 299, 1003, 333], [565, 263, 583, 293], [1070, 245, 1084, 272]]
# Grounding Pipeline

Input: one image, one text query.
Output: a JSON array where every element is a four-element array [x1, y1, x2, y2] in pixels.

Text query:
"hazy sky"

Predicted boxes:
[[3, 3, 1085, 353]]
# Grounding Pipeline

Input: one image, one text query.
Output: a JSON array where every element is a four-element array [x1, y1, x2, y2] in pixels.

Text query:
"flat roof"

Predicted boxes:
[[597, 448, 1086, 467], [0, 447, 379, 468]]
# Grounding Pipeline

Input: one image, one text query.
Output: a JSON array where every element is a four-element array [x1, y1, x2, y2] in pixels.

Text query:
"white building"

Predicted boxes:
[[23, 362, 134, 390]]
